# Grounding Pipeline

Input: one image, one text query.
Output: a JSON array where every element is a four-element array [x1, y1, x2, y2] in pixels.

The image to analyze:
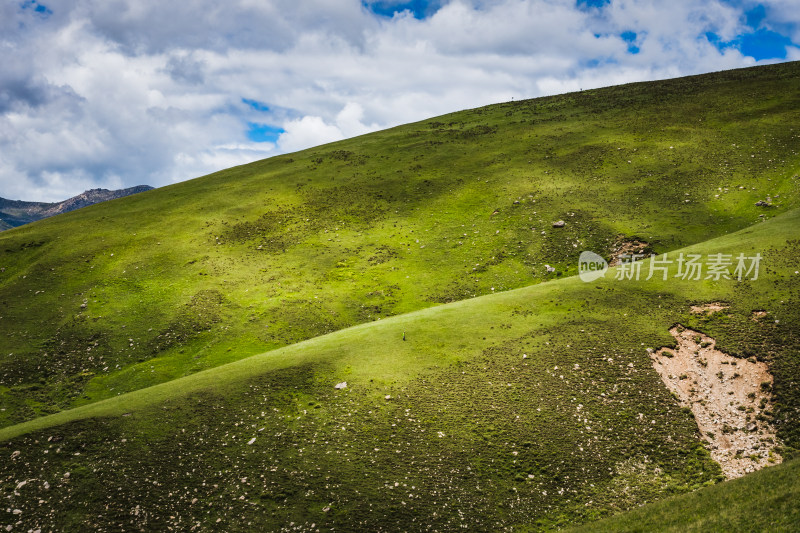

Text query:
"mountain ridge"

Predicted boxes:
[[0, 185, 153, 230]]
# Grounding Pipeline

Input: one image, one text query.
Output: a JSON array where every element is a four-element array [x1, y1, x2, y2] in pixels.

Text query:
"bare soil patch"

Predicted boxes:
[[650, 325, 781, 479], [690, 302, 729, 315], [609, 237, 652, 266]]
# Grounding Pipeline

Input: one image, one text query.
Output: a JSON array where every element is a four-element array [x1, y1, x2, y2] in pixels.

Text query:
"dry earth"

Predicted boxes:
[[608, 237, 652, 266], [690, 302, 729, 315], [650, 324, 781, 479]]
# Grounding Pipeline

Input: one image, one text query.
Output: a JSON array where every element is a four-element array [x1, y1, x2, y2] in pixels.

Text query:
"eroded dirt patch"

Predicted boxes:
[[690, 302, 729, 315], [609, 237, 652, 266], [650, 325, 781, 479]]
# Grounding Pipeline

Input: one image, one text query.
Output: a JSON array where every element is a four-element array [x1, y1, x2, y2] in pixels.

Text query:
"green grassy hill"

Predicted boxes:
[[571, 456, 800, 532], [1, 62, 799, 531], [1, 202, 799, 531], [2, 61, 799, 429]]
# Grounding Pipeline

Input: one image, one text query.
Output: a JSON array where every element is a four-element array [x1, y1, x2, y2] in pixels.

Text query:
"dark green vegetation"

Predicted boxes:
[[1, 62, 799, 531], [571, 457, 800, 532]]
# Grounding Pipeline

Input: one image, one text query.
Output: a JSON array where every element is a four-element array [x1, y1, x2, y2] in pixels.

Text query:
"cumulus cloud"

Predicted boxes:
[[0, 0, 798, 201], [278, 116, 344, 153], [277, 103, 380, 153]]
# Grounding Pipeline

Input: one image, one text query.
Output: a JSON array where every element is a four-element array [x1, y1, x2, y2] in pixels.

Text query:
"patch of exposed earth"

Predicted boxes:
[[690, 302, 729, 315], [609, 237, 653, 266], [650, 324, 781, 479]]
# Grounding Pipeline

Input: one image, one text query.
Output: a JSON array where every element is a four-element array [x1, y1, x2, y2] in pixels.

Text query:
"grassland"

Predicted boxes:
[[572, 457, 800, 532], [2, 62, 800, 430], [0, 62, 799, 531], [1, 197, 799, 531]]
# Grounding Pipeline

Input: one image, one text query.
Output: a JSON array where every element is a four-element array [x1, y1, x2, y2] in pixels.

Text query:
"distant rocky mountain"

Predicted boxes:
[[0, 185, 153, 230]]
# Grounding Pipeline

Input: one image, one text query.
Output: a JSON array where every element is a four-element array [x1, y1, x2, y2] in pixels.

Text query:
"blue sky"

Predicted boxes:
[[365, 0, 798, 60], [704, 2, 797, 60], [365, 0, 444, 19], [246, 123, 285, 143], [1, 0, 799, 201]]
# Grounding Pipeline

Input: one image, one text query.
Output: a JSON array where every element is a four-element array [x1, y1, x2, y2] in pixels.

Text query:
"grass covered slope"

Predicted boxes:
[[571, 457, 800, 532], [2, 62, 800, 427], [1, 205, 798, 531]]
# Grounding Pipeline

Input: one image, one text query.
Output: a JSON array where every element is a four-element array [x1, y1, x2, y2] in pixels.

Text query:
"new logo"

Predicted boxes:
[[579, 251, 608, 282]]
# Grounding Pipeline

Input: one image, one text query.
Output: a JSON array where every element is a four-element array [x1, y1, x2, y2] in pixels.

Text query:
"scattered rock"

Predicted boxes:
[[755, 200, 772, 207], [334, 382, 347, 390], [10, 450, 20, 459], [552, 220, 566, 228], [544, 264, 556, 273], [247, 437, 256, 445]]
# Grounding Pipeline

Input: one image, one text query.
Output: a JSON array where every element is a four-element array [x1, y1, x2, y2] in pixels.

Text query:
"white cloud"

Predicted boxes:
[[277, 115, 343, 153], [759, 0, 800, 43], [0, 0, 796, 201], [276, 102, 381, 153], [335, 102, 378, 138]]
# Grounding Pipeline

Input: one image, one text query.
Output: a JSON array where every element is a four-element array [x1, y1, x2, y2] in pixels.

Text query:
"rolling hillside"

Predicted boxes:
[[1, 204, 798, 531], [571, 456, 800, 532], [1, 62, 799, 429], [1, 62, 799, 531]]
